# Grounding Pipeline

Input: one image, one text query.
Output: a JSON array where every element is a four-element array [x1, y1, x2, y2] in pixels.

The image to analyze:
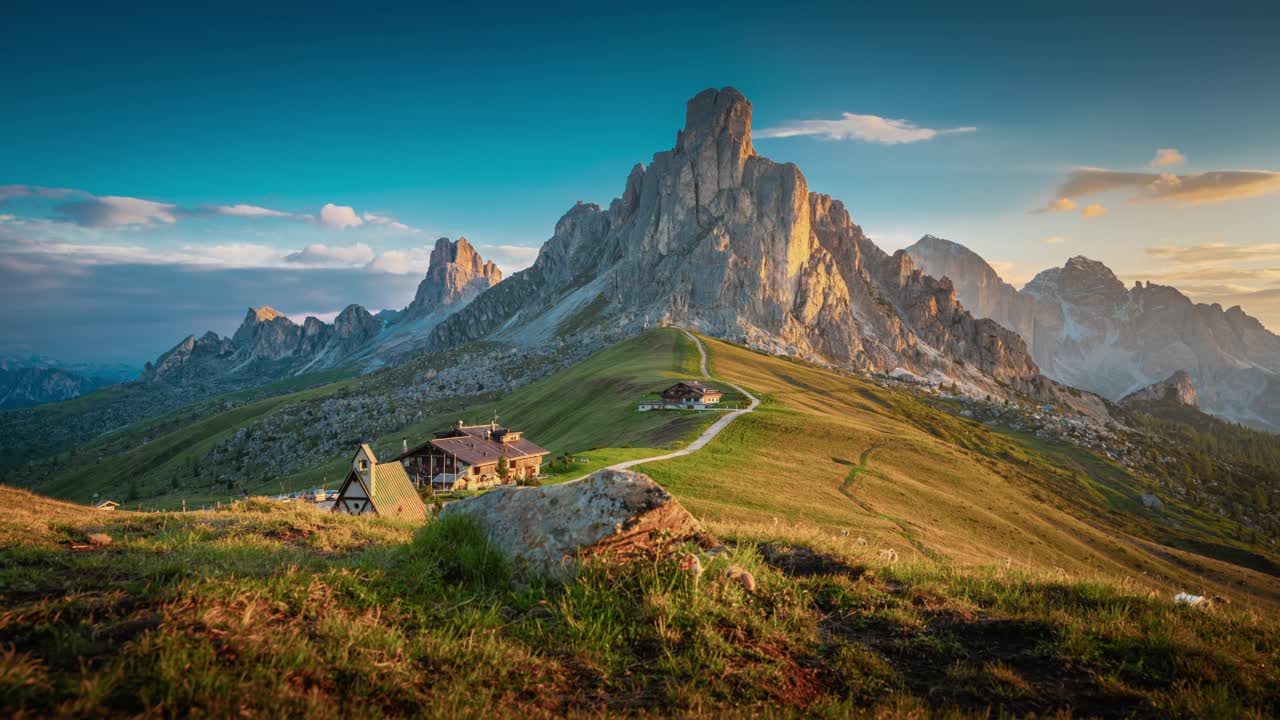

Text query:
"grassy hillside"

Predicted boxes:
[[632, 336, 1280, 609], [3, 486, 1278, 718], [30, 330, 717, 509]]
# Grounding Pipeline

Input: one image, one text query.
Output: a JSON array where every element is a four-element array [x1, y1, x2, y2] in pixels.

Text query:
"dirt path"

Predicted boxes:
[[593, 330, 760, 475]]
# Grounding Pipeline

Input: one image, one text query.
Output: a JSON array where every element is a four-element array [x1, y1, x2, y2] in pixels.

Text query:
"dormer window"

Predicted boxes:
[[358, 459, 369, 471]]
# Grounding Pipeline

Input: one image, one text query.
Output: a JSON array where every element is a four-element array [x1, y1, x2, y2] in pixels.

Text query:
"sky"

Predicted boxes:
[[3, 1, 1279, 364]]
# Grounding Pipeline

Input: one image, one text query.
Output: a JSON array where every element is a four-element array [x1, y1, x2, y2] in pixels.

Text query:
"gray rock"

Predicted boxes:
[[440, 469, 709, 579]]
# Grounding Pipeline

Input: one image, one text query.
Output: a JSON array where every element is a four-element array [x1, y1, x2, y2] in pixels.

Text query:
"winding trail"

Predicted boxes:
[[595, 330, 760, 475]]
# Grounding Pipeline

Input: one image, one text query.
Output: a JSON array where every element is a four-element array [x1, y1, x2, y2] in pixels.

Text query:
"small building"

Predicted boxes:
[[656, 381, 723, 408], [332, 444, 428, 523], [94, 499, 120, 511], [396, 418, 549, 492]]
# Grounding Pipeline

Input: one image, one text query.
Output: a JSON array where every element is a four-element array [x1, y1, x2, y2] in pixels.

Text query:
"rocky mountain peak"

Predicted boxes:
[[429, 88, 1072, 409], [676, 87, 756, 193], [250, 306, 285, 323], [1121, 370, 1199, 408], [402, 237, 503, 321]]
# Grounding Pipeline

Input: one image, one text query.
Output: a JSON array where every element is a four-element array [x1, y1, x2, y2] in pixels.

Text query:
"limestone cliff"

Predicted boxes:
[[1121, 370, 1199, 408], [429, 87, 1064, 403], [402, 237, 503, 320], [907, 237, 1280, 431]]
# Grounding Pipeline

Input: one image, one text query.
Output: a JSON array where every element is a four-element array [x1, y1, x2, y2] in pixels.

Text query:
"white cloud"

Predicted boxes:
[[362, 212, 413, 231], [55, 195, 181, 227], [319, 203, 364, 229], [367, 247, 429, 275], [208, 204, 294, 218], [1150, 148, 1186, 167], [1041, 235, 1066, 245], [756, 113, 976, 145], [284, 242, 375, 267], [477, 243, 540, 272], [286, 310, 342, 324]]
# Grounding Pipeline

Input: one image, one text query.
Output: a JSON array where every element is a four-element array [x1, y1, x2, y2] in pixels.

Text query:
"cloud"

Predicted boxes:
[[362, 212, 413, 231], [286, 310, 342, 324], [756, 113, 976, 144], [1136, 266, 1280, 284], [284, 243, 376, 267], [367, 248, 428, 275], [1150, 148, 1186, 167], [1041, 235, 1066, 244], [1145, 242, 1280, 265], [0, 185, 78, 203], [54, 195, 181, 227], [1080, 204, 1108, 218], [987, 260, 1031, 286], [1052, 167, 1280, 205], [319, 203, 364, 229], [1033, 197, 1076, 214], [207, 204, 294, 218], [476, 243, 540, 272]]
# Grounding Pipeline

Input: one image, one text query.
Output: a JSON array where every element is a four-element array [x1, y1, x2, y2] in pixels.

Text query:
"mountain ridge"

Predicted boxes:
[[905, 236, 1280, 430], [427, 87, 1096, 412]]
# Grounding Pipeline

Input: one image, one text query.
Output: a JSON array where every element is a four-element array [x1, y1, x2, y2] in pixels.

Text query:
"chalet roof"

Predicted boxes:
[[367, 461, 427, 523], [340, 460, 427, 523], [428, 434, 549, 466], [397, 422, 550, 467], [665, 381, 722, 395]]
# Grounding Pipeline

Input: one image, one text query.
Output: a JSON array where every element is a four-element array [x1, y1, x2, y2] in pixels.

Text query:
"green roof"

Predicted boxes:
[[368, 461, 428, 523]]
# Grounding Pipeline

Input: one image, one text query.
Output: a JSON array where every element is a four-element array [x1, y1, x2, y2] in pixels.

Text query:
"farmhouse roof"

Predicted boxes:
[[397, 422, 549, 466]]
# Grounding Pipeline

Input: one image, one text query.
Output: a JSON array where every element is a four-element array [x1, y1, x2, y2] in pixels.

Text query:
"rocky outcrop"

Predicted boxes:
[[1121, 370, 1199, 408], [440, 468, 709, 579], [143, 304, 381, 384], [429, 88, 1062, 403], [402, 237, 503, 320], [907, 237, 1280, 430]]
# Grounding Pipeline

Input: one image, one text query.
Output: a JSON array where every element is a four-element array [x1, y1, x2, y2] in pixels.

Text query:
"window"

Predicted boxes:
[[358, 459, 368, 471]]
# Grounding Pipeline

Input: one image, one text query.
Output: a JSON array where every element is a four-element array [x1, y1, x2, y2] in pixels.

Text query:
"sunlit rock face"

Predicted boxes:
[[1121, 370, 1199, 408], [907, 237, 1280, 431], [429, 88, 1070, 405], [402, 237, 503, 320]]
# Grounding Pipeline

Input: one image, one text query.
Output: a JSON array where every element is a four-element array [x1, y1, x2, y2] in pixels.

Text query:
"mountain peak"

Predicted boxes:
[[248, 305, 285, 323], [403, 237, 503, 320], [676, 88, 755, 191]]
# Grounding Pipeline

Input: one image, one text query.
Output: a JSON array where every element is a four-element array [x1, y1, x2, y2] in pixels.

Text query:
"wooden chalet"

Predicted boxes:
[[332, 444, 428, 523], [94, 499, 120, 511], [661, 381, 723, 406], [396, 417, 549, 492]]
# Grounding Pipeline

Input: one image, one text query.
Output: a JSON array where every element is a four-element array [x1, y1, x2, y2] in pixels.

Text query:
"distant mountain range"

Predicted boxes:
[[905, 235, 1280, 431], [0, 355, 138, 410], [141, 237, 503, 387]]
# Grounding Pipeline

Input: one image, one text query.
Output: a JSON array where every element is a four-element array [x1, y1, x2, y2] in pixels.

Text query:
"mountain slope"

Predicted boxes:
[[427, 88, 1088, 410], [906, 236, 1280, 431]]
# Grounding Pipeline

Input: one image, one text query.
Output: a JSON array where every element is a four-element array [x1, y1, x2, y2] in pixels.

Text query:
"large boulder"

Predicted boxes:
[[439, 469, 709, 578]]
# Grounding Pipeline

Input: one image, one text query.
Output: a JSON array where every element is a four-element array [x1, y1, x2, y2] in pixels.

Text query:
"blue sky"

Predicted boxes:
[[3, 1, 1280, 363]]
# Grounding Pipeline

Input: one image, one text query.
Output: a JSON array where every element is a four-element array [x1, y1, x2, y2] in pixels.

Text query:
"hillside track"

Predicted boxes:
[[592, 330, 760, 475]]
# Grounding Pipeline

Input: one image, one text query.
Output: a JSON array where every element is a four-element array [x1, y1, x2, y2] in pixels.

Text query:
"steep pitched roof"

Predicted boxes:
[[338, 447, 428, 523], [367, 461, 427, 523]]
